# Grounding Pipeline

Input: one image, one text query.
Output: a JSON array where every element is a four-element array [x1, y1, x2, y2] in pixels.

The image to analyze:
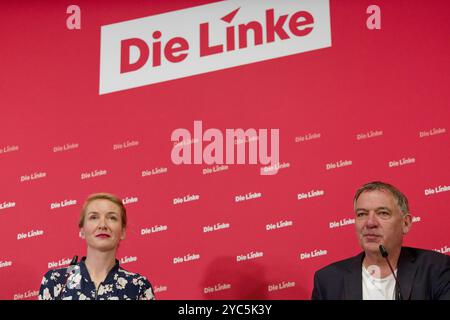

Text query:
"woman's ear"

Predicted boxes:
[[121, 228, 126, 240], [80, 228, 86, 239]]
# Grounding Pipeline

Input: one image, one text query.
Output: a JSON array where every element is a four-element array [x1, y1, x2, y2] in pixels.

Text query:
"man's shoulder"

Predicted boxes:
[[315, 253, 362, 278], [402, 246, 450, 264]]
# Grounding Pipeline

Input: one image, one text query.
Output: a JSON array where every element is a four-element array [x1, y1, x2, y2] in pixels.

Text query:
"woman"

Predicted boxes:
[[38, 193, 155, 300]]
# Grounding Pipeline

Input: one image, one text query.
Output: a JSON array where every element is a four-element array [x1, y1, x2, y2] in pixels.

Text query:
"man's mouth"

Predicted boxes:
[[363, 234, 381, 241]]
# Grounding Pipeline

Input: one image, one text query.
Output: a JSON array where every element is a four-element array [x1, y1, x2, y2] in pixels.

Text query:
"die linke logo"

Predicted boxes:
[[99, 0, 331, 94]]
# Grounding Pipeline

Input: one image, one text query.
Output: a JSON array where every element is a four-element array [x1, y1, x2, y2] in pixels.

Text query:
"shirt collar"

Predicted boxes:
[[79, 256, 120, 284]]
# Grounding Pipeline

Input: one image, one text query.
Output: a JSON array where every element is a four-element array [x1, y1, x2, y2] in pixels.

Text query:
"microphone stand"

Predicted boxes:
[[379, 245, 403, 300], [55, 255, 78, 300]]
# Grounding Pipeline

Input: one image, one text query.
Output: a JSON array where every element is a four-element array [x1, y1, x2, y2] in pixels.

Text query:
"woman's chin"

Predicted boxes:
[[88, 242, 117, 252]]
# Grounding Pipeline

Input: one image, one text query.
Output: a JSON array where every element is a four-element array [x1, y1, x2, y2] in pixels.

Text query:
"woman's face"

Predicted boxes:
[[80, 199, 126, 252]]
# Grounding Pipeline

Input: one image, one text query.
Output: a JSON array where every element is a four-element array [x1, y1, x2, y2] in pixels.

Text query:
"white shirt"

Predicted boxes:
[[362, 265, 397, 300]]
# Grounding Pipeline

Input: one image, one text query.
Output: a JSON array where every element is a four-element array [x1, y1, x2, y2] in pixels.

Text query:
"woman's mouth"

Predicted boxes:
[[95, 234, 111, 238]]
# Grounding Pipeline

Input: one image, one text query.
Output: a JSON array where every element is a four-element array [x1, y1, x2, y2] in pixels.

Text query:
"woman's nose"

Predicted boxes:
[[97, 217, 107, 229]]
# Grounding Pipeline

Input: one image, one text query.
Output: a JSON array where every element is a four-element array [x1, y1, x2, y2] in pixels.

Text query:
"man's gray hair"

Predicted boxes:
[[353, 181, 410, 216]]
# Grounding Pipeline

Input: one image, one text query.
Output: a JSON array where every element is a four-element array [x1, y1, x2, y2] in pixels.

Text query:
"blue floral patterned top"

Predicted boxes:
[[38, 257, 155, 300]]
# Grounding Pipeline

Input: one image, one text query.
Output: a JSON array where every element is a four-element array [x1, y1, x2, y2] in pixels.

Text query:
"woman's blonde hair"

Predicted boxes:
[[79, 193, 127, 228]]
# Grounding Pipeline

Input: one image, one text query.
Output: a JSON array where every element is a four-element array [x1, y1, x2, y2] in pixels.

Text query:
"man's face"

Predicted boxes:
[[80, 199, 126, 252], [355, 189, 412, 255]]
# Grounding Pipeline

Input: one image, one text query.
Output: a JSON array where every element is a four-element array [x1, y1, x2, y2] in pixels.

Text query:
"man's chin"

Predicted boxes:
[[362, 241, 381, 253]]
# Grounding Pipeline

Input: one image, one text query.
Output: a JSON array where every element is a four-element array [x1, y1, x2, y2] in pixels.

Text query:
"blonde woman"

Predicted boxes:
[[39, 193, 155, 300]]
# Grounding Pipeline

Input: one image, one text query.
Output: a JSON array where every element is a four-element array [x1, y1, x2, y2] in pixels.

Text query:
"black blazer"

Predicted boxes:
[[311, 247, 450, 300]]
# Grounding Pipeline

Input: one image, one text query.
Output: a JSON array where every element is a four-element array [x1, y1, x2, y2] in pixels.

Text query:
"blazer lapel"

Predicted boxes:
[[397, 247, 417, 300], [344, 252, 364, 300]]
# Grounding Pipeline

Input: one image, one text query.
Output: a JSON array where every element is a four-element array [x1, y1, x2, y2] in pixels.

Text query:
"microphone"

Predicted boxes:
[[379, 245, 403, 300], [55, 255, 78, 300], [68, 255, 79, 270]]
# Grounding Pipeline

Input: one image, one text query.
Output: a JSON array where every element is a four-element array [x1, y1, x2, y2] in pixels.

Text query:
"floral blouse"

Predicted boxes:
[[38, 257, 155, 300]]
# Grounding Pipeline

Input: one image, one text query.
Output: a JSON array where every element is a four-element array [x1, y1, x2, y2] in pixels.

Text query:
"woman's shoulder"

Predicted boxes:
[[115, 267, 155, 300], [115, 266, 153, 288], [41, 264, 80, 286], [41, 266, 70, 282], [39, 266, 74, 300]]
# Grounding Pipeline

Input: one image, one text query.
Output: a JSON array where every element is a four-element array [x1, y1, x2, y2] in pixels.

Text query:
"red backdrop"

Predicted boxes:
[[0, 0, 449, 300]]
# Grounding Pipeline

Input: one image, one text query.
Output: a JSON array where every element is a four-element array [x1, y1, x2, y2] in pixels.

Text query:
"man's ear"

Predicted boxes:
[[402, 214, 413, 234]]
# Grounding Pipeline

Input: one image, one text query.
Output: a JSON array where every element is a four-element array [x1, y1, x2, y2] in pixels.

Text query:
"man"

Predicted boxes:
[[312, 181, 450, 300]]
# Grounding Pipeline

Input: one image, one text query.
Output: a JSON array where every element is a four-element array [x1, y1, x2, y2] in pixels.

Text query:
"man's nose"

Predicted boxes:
[[366, 211, 379, 227]]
